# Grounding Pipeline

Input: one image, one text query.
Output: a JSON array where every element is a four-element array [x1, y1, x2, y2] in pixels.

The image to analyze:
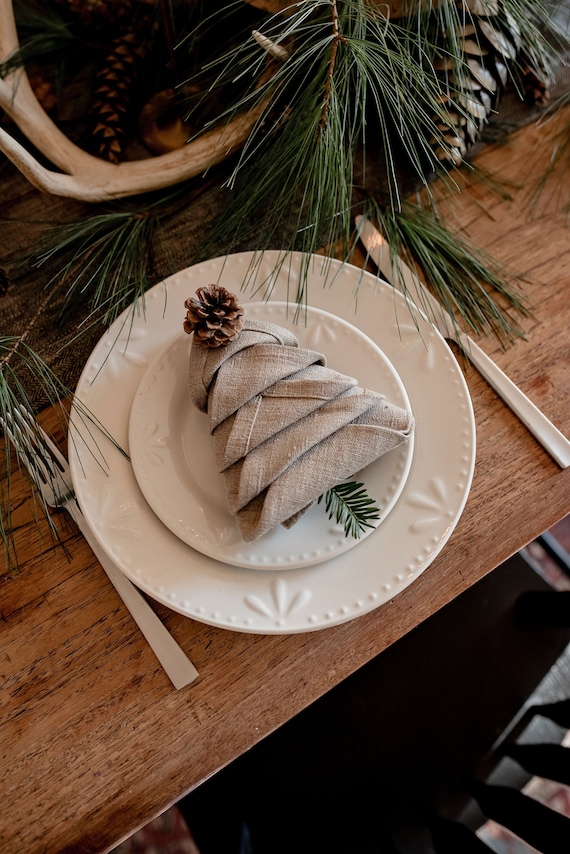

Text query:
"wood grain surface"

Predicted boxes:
[[1, 109, 569, 854]]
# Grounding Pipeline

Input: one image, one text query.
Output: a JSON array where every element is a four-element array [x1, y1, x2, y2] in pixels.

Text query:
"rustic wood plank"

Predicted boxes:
[[1, 110, 569, 854]]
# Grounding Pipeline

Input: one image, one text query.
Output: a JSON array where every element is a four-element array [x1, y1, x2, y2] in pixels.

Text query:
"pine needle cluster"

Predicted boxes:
[[318, 480, 381, 539], [0, 336, 126, 571], [185, 0, 560, 336]]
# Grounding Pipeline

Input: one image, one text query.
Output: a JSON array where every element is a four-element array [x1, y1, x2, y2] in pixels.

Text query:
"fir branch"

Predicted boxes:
[[318, 480, 380, 539], [21, 182, 202, 339], [192, 0, 452, 271], [362, 198, 530, 346], [0, 0, 77, 79], [1, 336, 126, 572], [319, 0, 345, 134]]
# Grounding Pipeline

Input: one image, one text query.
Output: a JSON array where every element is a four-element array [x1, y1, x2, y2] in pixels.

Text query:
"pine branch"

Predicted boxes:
[[362, 198, 530, 346], [20, 182, 202, 337], [1, 341, 60, 569], [1, 336, 126, 572], [318, 480, 380, 539], [192, 1, 451, 266], [0, 0, 77, 79], [184, 0, 546, 341], [319, 0, 345, 135]]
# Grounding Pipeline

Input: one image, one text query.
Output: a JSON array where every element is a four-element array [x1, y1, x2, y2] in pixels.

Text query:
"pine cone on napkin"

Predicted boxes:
[[185, 285, 414, 542]]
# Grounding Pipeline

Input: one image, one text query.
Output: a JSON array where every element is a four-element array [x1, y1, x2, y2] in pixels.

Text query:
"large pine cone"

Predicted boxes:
[[428, 2, 552, 166], [90, 12, 152, 163], [184, 285, 244, 348]]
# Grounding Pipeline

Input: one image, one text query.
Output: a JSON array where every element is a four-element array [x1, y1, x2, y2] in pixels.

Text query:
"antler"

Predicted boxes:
[[0, 1, 275, 202]]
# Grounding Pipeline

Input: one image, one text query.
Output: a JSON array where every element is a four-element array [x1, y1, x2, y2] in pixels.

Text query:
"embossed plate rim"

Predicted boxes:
[[127, 301, 413, 570], [69, 251, 476, 634]]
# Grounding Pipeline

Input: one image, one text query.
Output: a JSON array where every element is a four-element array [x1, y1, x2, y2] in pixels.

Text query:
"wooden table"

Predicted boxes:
[[2, 109, 569, 854]]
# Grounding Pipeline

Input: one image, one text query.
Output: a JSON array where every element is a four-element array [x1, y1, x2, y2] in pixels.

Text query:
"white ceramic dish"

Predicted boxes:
[[69, 251, 476, 634], [128, 302, 413, 570]]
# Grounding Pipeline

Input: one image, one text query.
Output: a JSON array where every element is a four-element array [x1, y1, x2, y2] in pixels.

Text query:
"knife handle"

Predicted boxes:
[[355, 215, 570, 469], [457, 333, 570, 468]]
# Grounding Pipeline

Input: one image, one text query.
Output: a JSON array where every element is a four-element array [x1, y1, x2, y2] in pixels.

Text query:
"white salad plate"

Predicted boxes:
[[69, 251, 476, 634], [128, 302, 413, 570]]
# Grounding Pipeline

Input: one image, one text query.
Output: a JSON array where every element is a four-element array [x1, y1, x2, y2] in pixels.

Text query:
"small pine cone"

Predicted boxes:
[[184, 285, 244, 348]]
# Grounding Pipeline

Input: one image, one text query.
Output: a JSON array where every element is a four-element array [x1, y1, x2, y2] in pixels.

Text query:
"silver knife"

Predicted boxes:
[[356, 215, 570, 469]]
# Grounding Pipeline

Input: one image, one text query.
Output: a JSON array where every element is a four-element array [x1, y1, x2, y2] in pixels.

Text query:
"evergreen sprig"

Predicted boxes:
[[24, 182, 200, 338], [1, 336, 125, 572], [190, 0, 453, 272], [3, 0, 562, 346], [0, 0, 76, 80], [35, 208, 158, 332], [1, 337, 65, 567], [318, 480, 380, 539], [182, 0, 554, 338], [361, 198, 530, 345]]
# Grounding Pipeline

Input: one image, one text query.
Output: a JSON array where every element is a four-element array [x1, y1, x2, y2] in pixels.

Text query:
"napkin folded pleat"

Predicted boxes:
[[189, 318, 413, 542], [213, 368, 359, 469]]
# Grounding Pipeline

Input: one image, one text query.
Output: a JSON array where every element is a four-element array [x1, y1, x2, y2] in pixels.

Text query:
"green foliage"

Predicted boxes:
[[36, 207, 159, 331], [23, 183, 197, 336], [0, 0, 76, 79], [1, 338, 63, 567], [362, 199, 530, 345], [183, 0, 558, 333], [0, 337, 125, 571], [192, 0, 451, 267], [318, 480, 380, 539], [5, 0, 563, 341]]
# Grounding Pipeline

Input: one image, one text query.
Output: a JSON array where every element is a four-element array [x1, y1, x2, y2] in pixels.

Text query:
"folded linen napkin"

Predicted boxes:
[[185, 285, 414, 542]]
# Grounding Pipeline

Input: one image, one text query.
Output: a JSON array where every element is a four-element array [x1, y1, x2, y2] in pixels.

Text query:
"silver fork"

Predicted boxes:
[[3, 405, 199, 689]]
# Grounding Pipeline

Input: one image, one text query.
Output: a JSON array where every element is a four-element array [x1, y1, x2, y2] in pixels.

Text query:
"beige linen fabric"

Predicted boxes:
[[188, 319, 414, 542]]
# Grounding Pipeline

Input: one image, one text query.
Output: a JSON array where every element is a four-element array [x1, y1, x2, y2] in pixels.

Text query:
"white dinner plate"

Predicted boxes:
[[69, 251, 476, 634], [128, 302, 413, 570]]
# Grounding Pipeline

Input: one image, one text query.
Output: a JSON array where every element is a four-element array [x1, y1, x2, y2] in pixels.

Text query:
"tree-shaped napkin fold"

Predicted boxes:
[[185, 285, 414, 542]]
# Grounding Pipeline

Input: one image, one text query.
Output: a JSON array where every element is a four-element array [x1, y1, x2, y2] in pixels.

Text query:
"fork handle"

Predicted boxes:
[[65, 500, 199, 689], [455, 332, 570, 469]]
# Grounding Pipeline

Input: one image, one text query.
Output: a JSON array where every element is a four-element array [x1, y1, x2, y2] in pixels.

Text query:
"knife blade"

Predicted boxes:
[[355, 215, 570, 469]]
